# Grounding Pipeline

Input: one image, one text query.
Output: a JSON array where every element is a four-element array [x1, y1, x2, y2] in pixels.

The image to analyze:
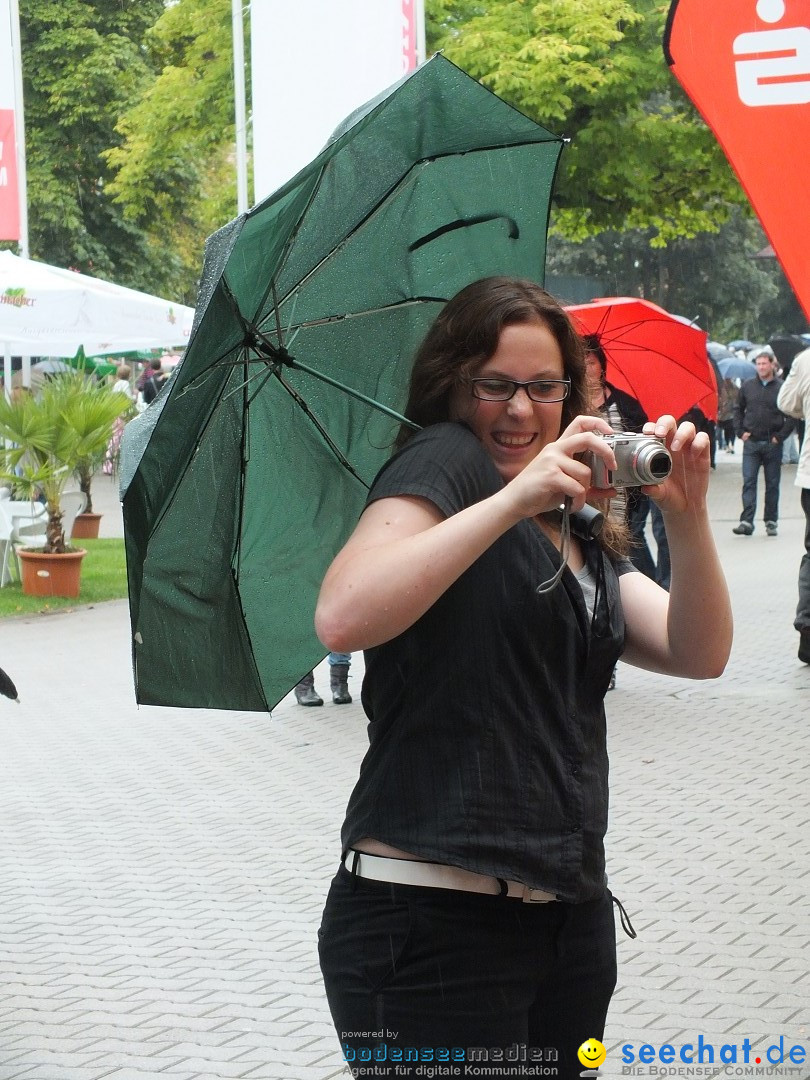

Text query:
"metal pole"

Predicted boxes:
[[415, 0, 426, 64], [8, 0, 28, 257], [232, 0, 249, 215]]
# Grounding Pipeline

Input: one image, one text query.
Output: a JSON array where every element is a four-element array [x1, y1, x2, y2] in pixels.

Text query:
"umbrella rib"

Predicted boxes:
[[271, 368, 370, 489], [249, 323, 420, 431], [281, 295, 446, 333]]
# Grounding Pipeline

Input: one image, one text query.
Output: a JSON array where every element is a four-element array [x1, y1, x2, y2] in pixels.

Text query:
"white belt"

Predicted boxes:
[[342, 850, 557, 903]]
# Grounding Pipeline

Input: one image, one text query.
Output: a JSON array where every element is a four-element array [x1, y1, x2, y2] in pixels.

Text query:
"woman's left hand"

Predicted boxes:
[[641, 415, 710, 515]]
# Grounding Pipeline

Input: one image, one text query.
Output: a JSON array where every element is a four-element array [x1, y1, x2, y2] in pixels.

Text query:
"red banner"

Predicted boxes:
[[665, 0, 810, 319], [401, 0, 418, 71], [0, 108, 19, 241]]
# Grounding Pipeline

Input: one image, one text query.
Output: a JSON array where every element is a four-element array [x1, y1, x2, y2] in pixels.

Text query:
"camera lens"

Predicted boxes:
[[647, 451, 672, 479], [632, 444, 673, 485]]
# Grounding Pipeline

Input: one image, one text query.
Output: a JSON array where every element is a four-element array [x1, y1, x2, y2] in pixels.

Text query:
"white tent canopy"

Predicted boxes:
[[0, 250, 194, 357]]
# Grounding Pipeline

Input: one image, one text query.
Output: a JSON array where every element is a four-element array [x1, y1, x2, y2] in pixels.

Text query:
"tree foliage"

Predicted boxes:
[[103, 0, 244, 299], [17, 0, 170, 290], [426, 0, 747, 244], [547, 211, 806, 341]]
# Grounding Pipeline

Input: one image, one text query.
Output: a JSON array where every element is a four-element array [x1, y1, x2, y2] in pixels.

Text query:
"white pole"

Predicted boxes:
[[415, 0, 426, 64], [232, 0, 249, 215], [8, 0, 27, 257]]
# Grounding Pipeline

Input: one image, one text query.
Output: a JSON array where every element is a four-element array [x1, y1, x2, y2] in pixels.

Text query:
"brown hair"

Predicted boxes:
[[398, 277, 628, 556]]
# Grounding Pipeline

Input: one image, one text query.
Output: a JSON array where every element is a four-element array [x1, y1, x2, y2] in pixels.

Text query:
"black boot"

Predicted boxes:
[[294, 671, 323, 706], [330, 663, 352, 704]]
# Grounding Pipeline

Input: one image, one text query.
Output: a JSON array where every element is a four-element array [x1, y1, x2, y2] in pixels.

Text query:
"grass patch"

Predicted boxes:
[[0, 538, 128, 618]]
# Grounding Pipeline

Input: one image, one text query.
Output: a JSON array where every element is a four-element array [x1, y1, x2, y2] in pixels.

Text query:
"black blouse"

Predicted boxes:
[[340, 422, 634, 903]]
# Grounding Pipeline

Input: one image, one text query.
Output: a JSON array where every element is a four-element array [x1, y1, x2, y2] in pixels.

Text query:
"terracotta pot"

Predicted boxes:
[[71, 512, 102, 540], [17, 547, 87, 598]]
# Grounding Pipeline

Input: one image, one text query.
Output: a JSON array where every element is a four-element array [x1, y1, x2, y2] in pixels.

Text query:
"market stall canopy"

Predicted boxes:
[[0, 251, 194, 356]]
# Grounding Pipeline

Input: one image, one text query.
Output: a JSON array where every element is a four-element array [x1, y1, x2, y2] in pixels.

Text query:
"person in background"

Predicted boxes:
[[732, 351, 793, 536], [104, 365, 135, 476], [718, 378, 740, 454], [776, 347, 810, 663], [294, 653, 352, 706], [141, 358, 167, 407], [582, 335, 664, 582]]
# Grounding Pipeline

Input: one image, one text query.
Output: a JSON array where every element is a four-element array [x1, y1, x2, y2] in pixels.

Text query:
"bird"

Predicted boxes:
[[0, 665, 19, 703]]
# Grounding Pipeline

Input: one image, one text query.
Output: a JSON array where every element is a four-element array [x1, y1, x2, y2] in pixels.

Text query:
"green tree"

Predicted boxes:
[[17, 0, 174, 292], [546, 212, 806, 341], [103, 0, 245, 299], [427, 0, 746, 244]]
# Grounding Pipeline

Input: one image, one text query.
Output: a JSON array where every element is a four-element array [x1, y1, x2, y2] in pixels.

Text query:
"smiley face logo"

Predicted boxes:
[[577, 1038, 607, 1069]]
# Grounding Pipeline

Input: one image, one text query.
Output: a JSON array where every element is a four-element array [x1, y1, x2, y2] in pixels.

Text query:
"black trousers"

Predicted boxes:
[[318, 865, 617, 1079]]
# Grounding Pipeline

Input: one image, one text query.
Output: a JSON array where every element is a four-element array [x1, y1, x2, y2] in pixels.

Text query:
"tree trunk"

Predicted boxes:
[[45, 510, 66, 555], [78, 467, 93, 514]]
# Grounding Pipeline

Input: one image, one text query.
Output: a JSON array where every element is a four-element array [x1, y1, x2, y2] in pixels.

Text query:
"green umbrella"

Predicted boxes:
[[65, 347, 118, 379], [120, 55, 563, 712]]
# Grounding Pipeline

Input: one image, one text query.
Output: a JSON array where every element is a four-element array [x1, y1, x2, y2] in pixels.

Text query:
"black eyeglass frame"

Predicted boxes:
[[469, 377, 572, 403]]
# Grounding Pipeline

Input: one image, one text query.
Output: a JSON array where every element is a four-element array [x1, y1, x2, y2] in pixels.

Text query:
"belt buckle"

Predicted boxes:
[[522, 885, 552, 904]]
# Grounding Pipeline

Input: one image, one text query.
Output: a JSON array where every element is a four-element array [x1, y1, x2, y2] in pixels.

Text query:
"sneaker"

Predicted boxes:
[[732, 522, 754, 535], [799, 630, 810, 665], [765, 521, 778, 536]]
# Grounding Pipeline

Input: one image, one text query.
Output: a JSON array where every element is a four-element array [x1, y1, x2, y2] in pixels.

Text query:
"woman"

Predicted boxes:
[[104, 364, 135, 476], [315, 278, 732, 1079]]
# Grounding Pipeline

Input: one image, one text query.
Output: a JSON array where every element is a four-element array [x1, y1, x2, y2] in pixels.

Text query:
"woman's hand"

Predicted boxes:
[[641, 415, 710, 516], [499, 414, 617, 520]]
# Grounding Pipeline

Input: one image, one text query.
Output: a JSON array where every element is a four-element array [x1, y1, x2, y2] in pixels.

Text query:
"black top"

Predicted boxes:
[[735, 377, 793, 442], [341, 422, 635, 903], [604, 383, 648, 433]]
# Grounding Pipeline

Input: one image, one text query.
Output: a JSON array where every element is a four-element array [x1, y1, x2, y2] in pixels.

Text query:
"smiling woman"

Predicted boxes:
[[314, 276, 733, 1080], [449, 320, 569, 483]]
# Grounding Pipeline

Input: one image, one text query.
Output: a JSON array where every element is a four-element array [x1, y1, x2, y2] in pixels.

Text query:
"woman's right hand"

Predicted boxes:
[[499, 415, 617, 521]]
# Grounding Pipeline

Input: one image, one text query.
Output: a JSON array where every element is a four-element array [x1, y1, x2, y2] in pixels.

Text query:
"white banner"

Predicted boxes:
[[250, 0, 425, 203], [0, 0, 21, 242]]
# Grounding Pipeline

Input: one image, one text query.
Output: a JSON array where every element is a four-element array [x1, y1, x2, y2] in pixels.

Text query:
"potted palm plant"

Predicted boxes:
[[71, 378, 136, 538], [0, 374, 130, 596]]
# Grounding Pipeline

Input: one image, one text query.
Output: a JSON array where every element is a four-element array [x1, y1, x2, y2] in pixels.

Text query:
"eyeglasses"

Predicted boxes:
[[470, 377, 571, 403]]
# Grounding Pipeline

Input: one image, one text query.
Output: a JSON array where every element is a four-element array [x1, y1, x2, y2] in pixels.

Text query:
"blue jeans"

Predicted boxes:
[[319, 866, 617, 1079], [328, 652, 351, 666], [740, 439, 782, 525]]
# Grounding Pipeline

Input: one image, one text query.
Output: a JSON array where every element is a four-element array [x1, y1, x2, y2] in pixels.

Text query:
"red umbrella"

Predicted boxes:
[[565, 297, 717, 422]]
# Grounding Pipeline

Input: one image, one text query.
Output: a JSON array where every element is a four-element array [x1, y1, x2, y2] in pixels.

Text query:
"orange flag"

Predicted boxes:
[[665, 0, 810, 318]]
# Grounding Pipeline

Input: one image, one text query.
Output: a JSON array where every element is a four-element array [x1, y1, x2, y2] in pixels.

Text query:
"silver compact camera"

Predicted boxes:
[[587, 433, 672, 489]]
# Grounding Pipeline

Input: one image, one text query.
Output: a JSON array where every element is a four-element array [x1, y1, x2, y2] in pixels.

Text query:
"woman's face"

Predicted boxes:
[[450, 319, 566, 484], [584, 351, 603, 389]]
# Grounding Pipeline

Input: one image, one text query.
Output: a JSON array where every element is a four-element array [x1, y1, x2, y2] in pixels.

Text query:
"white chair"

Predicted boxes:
[[61, 491, 88, 541], [0, 502, 16, 586], [9, 501, 48, 552], [10, 492, 87, 553]]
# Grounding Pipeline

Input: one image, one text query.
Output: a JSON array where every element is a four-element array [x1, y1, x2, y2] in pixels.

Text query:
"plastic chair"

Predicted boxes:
[[61, 491, 88, 542], [11, 492, 87, 553], [9, 501, 48, 552], [0, 502, 16, 586]]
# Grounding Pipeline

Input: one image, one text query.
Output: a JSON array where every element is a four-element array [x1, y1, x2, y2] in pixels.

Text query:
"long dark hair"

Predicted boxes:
[[398, 277, 628, 556]]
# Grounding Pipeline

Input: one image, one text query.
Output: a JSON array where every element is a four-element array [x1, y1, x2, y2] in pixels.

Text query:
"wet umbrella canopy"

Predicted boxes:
[[565, 297, 716, 422], [120, 56, 564, 711]]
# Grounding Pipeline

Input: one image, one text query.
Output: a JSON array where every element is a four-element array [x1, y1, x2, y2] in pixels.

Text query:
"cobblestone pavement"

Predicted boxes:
[[0, 462, 807, 1080]]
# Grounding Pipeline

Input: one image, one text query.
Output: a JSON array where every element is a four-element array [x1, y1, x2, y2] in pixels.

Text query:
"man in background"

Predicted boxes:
[[776, 348, 810, 663], [732, 351, 793, 537]]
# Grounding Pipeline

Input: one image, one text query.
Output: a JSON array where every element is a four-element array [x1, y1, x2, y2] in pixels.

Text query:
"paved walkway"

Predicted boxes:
[[0, 460, 807, 1080]]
